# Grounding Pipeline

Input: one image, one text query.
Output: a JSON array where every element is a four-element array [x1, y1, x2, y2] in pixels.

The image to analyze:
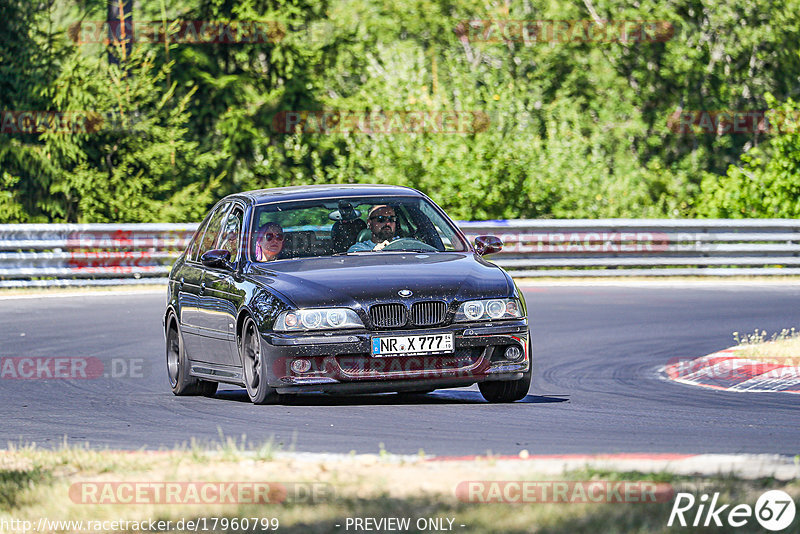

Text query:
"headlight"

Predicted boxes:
[[454, 298, 522, 322], [274, 308, 364, 331]]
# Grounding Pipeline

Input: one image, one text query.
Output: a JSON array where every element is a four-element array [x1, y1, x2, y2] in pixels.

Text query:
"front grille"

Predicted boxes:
[[410, 301, 447, 326], [369, 303, 407, 328]]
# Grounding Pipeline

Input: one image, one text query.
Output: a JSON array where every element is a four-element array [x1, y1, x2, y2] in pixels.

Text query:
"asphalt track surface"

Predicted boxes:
[[2, 285, 798, 455]]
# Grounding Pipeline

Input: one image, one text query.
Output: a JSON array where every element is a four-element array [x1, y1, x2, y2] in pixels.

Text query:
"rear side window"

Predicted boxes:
[[196, 202, 231, 261], [216, 206, 243, 263], [186, 214, 212, 263]]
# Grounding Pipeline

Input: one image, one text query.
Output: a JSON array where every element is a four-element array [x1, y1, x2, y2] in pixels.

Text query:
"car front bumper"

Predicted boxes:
[[263, 320, 530, 393]]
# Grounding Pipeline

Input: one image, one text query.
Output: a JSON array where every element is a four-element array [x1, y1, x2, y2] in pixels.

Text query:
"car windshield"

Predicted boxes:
[[249, 196, 469, 261]]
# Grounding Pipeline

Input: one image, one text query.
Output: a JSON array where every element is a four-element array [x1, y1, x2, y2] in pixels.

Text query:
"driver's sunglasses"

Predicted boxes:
[[263, 232, 284, 242], [370, 215, 397, 223]]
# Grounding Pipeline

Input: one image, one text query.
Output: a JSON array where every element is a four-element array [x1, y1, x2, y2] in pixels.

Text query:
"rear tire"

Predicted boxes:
[[166, 315, 218, 396], [240, 317, 279, 405]]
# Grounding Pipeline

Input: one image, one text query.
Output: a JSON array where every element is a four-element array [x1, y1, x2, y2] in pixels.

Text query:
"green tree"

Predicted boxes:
[[697, 95, 800, 218]]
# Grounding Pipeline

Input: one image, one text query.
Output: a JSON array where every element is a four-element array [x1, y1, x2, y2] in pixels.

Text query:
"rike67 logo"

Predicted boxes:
[[668, 490, 796, 531]]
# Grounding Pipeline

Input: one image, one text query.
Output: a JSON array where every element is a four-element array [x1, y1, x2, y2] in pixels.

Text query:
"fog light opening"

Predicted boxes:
[[504, 345, 523, 362], [291, 358, 312, 374]]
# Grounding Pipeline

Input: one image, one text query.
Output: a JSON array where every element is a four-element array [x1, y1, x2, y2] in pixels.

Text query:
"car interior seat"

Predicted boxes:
[[278, 231, 318, 259], [331, 218, 367, 253], [356, 228, 372, 243]]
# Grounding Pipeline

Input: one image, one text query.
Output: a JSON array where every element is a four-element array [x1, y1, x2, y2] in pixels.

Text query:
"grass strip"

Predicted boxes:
[[1, 446, 798, 533]]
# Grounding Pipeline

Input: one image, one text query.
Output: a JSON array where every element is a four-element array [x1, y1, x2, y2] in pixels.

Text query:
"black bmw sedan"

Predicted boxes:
[[164, 185, 531, 403]]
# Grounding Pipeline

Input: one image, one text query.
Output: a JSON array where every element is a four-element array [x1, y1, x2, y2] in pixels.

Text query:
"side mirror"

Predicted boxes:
[[201, 249, 233, 270], [474, 235, 503, 256]]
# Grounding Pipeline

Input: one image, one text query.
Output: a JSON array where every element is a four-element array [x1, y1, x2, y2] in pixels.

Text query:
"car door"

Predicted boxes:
[[182, 201, 231, 364], [198, 203, 247, 367], [176, 206, 217, 360]]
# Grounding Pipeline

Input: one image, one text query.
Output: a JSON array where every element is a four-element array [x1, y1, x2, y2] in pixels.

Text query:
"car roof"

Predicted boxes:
[[227, 184, 424, 205]]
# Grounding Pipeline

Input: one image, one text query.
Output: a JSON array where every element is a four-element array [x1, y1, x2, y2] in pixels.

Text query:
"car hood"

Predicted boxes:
[[247, 252, 511, 308]]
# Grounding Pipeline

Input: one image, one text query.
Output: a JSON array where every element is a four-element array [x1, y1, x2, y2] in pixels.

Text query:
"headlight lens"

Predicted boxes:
[[486, 299, 506, 319], [301, 310, 323, 329], [454, 298, 523, 322], [327, 309, 346, 327], [275, 308, 364, 331], [463, 300, 485, 321]]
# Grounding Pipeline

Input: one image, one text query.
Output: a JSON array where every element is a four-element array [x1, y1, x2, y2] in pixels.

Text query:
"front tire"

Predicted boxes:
[[478, 368, 531, 403], [478, 342, 532, 403], [166, 315, 218, 397], [240, 317, 279, 405]]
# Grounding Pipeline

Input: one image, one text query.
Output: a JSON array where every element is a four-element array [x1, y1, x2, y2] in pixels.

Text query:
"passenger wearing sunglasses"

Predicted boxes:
[[254, 222, 284, 261], [347, 205, 399, 252]]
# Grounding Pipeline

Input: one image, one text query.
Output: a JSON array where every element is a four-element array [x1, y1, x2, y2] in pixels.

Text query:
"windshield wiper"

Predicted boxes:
[[331, 251, 372, 256], [331, 249, 440, 256]]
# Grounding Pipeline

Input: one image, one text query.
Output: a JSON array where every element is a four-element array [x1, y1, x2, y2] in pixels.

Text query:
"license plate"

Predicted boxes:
[[371, 333, 454, 357]]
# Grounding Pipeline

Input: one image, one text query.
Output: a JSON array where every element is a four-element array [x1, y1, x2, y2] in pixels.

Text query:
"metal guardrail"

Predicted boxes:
[[1, 220, 799, 287], [0, 224, 196, 288], [459, 219, 800, 277]]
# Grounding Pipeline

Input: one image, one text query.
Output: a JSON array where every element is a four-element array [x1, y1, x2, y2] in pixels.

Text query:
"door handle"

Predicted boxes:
[[179, 277, 185, 289], [200, 282, 206, 294]]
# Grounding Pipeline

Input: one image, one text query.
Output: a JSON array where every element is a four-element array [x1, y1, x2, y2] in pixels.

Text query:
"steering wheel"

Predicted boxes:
[[379, 238, 438, 252]]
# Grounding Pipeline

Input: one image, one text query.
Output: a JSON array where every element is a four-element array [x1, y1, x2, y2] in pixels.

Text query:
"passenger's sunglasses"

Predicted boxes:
[[370, 215, 397, 223], [262, 232, 284, 242]]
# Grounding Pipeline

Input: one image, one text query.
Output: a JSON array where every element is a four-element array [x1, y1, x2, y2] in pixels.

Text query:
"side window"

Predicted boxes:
[[197, 202, 231, 259], [216, 206, 243, 263]]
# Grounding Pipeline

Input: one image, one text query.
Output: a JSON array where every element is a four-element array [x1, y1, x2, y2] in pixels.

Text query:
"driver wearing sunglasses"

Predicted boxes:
[[254, 222, 284, 261], [348, 205, 399, 252]]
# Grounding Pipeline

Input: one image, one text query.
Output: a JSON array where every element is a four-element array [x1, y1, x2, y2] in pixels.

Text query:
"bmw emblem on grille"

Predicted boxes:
[[398, 289, 413, 297]]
